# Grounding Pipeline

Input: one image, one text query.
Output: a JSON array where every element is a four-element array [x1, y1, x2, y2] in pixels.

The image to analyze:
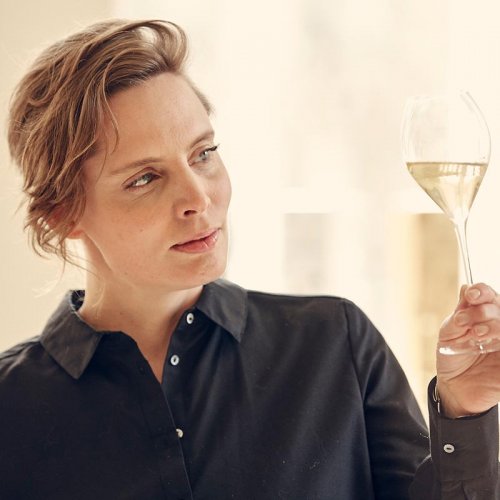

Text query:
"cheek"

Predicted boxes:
[[81, 198, 140, 243], [217, 168, 232, 209]]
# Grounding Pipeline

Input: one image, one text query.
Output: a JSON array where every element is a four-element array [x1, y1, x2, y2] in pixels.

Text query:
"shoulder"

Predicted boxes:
[[242, 285, 387, 348], [246, 287, 366, 324], [0, 337, 46, 388], [0, 336, 42, 365]]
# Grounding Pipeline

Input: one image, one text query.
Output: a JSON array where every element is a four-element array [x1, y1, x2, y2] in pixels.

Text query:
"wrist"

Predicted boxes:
[[435, 380, 480, 418]]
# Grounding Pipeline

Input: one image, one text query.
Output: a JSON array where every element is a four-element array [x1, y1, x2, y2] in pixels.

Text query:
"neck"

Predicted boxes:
[[78, 276, 203, 366]]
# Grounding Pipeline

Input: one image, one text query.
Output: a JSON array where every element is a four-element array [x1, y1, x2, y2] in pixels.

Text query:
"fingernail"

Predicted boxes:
[[467, 288, 481, 300], [475, 325, 489, 336], [455, 312, 470, 326]]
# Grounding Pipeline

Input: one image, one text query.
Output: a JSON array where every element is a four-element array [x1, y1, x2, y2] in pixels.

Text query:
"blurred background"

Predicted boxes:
[[2, 0, 500, 413]]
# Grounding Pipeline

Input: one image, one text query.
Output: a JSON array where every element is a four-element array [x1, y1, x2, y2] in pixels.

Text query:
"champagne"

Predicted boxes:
[[407, 162, 487, 221]]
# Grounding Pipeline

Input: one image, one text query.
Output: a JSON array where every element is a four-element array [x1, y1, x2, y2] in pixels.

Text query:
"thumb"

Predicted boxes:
[[456, 284, 468, 310]]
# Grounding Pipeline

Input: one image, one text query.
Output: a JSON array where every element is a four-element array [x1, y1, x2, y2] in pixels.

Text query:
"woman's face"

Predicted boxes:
[[73, 72, 231, 293]]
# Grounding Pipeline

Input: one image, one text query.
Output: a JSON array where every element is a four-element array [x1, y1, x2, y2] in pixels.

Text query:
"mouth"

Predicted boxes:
[[171, 229, 220, 253]]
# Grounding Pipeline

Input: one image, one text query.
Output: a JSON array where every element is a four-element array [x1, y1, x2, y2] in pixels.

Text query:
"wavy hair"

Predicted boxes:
[[8, 19, 211, 264]]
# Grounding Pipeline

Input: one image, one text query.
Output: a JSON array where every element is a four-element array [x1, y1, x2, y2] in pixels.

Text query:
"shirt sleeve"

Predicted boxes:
[[410, 378, 500, 499], [343, 300, 431, 498], [344, 299, 499, 499]]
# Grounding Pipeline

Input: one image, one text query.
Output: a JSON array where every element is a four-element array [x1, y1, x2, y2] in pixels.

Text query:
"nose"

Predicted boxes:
[[172, 164, 210, 218]]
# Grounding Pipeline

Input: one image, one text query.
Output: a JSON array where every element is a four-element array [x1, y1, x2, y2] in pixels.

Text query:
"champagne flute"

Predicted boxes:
[[401, 91, 500, 355]]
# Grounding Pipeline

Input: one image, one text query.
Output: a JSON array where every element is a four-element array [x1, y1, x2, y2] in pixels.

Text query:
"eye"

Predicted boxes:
[[126, 171, 159, 190], [192, 144, 219, 165]]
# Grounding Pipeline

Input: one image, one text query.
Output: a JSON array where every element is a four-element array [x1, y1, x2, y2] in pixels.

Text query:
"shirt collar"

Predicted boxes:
[[40, 291, 103, 380], [40, 279, 248, 380], [196, 279, 247, 342]]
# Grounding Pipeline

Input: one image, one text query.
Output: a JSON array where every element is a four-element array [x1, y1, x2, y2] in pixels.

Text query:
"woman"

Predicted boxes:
[[2, 19, 499, 499]]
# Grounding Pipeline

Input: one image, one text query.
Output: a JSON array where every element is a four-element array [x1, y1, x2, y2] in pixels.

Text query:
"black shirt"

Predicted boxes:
[[0, 279, 498, 499]]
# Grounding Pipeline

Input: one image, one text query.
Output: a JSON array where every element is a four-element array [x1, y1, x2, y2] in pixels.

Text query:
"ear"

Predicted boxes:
[[66, 223, 85, 240], [46, 207, 85, 240]]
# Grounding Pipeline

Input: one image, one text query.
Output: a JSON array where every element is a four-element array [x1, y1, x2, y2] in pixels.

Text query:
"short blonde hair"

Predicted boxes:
[[8, 19, 211, 263]]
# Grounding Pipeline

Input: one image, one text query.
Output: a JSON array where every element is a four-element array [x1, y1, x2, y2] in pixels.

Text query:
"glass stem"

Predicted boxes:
[[453, 218, 473, 285]]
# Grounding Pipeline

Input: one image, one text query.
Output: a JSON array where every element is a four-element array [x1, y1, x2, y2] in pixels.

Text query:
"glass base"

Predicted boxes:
[[438, 337, 500, 355]]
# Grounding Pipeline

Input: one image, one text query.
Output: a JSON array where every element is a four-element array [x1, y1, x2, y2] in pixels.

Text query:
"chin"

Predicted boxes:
[[177, 252, 228, 290], [200, 256, 227, 284]]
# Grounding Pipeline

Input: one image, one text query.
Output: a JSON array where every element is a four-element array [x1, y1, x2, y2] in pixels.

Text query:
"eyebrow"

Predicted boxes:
[[107, 129, 215, 177]]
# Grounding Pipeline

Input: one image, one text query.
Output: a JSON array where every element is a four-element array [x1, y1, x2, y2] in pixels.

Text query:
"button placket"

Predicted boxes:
[[161, 311, 193, 456], [167, 312, 195, 368]]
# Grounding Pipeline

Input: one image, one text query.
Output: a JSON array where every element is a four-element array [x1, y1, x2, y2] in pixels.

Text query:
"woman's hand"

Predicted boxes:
[[437, 283, 500, 418]]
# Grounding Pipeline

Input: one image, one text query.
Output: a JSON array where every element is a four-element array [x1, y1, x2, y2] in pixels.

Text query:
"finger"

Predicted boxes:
[[453, 285, 472, 312], [457, 302, 500, 326], [441, 285, 500, 342], [471, 318, 500, 339], [463, 283, 498, 306], [440, 313, 470, 341]]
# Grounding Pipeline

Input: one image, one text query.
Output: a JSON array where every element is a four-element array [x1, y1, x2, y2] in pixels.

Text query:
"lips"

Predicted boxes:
[[172, 229, 220, 253]]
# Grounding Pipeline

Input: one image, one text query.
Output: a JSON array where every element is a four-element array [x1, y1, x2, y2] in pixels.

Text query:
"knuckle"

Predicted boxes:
[[477, 303, 497, 321]]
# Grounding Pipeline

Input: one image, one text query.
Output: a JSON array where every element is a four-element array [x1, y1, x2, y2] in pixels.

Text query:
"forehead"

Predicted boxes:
[[88, 73, 211, 165], [107, 72, 209, 141]]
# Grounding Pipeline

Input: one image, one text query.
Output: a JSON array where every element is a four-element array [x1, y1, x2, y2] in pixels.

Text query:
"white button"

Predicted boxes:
[[186, 313, 195, 325], [170, 354, 180, 366], [443, 444, 455, 454], [176, 428, 184, 438]]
